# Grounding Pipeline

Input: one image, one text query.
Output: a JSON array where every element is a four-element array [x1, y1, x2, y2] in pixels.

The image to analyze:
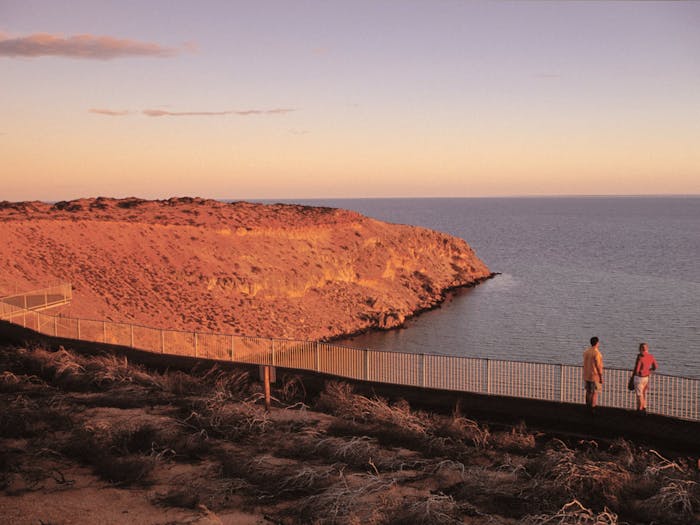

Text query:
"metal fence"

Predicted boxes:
[[2, 284, 698, 422]]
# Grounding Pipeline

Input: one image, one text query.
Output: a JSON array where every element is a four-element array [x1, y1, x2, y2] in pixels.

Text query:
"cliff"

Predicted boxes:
[[0, 197, 491, 340]]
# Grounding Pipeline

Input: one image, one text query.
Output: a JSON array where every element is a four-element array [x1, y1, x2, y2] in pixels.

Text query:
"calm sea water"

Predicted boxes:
[[262, 197, 700, 379]]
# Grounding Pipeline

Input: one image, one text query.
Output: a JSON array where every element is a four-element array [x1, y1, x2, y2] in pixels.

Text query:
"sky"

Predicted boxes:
[[1, 0, 699, 201]]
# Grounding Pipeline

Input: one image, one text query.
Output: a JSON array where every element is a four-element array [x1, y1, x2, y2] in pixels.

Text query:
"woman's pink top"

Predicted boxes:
[[635, 353, 658, 377]]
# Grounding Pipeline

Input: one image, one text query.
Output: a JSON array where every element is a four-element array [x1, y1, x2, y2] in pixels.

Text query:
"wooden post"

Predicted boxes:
[[263, 365, 271, 412], [77, 319, 81, 340], [54, 316, 58, 336], [103, 321, 107, 343], [161, 330, 165, 354], [130, 324, 134, 348], [194, 332, 198, 358], [230, 335, 235, 360]]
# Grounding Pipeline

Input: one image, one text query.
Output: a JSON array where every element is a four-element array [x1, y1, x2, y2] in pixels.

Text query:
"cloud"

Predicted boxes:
[[142, 108, 296, 117], [89, 108, 131, 116], [0, 32, 182, 60]]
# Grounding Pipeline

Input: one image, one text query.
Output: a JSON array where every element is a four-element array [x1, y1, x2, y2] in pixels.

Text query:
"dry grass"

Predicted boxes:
[[318, 381, 429, 436], [180, 395, 271, 440], [385, 493, 464, 525], [528, 438, 631, 509], [639, 479, 699, 523], [297, 473, 396, 524], [521, 499, 619, 525], [2, 345, 699, 525]]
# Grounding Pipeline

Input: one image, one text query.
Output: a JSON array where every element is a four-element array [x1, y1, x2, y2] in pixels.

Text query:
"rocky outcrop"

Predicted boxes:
[[0, 197, 491, 340]]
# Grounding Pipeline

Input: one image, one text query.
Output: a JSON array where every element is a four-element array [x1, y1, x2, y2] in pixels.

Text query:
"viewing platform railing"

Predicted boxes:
[[1, 283, 698, 422]]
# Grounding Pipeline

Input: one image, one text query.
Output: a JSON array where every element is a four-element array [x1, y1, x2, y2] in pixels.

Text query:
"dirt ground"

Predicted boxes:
[[1, 343, 699, 525]]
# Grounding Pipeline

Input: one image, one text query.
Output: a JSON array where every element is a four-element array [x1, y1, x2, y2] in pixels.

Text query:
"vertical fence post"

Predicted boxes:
[[485, 358, 491, 395], [77, 319, 81, 340], [420, 353, 426, 388], [130, 324, 134, 348], [230, 335, 235, 361], [161, 330, 165, 354], [54, 316, 58, 336], [23, 295, 27, 310], [364, 349, 370, 381], [44, 290, 48, 307], [103, 321, 107, 343], [314, 341, 320, 372], [271, 339, 276, 366], [559, 364, 564, 402], [194, 332, 198, 358]]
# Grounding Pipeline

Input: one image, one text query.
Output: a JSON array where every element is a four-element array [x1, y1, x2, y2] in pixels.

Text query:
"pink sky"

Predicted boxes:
[[1, 1, 699, 200]]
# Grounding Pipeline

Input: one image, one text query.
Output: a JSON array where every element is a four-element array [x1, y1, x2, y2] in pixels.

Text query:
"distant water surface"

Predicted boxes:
[[254, 197, 699, 379]]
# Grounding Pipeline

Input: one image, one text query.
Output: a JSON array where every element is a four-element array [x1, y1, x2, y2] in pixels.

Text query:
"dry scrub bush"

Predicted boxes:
[[384, 493, 463, 525], [607, 438, 635, 469], [82, 353, 160, 388], [638, 478, 699, 523], [61, 422, 167, 486], [318, 382, 427, 433], [278, 373, 307, 403], [317, 381, 435, 454], [521, 499, 619, 525], [181, 395, 271, 440], [20, 347, 88, 390], [0, 395, 73, 438], [433, 414, 491, 450], [14, 346, 162, 391], [490, 425, 536, 453], [217, 451, 338, 500], [0, 370, 46, 392], [297, 472, 396, 524], [529, 439, 631, 509], [200, 366, 251, 400], [445, 465, 532, 518], [313, 436, 399, 471]]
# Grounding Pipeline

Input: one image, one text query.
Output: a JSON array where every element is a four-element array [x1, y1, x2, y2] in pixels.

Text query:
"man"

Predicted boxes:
[[583, 336, 603, 413]]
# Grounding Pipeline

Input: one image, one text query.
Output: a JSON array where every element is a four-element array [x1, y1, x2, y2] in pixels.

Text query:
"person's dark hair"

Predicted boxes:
[[590, 336, 599, 346]]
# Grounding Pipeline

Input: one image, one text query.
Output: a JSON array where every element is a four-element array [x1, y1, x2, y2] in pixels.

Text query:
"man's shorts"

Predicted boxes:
[[585, 381, 602, 392], [633, 375, 649, 396]]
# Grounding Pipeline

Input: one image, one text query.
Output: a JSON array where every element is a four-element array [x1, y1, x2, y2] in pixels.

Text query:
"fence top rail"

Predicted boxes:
[[3, 284, 700, 383]]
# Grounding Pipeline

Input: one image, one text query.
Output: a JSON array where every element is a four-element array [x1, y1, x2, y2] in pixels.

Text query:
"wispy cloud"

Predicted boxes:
[[0, 32, 182, 60], [142, 108, 296, 117], [89, 108, 131, 116]]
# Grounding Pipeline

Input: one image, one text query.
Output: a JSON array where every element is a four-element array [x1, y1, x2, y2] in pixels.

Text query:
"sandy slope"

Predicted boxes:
[[0, 197, 491, 340]]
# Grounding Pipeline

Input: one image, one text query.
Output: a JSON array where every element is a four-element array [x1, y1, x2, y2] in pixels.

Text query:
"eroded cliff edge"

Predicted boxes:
[[0, 197, 492, 340]]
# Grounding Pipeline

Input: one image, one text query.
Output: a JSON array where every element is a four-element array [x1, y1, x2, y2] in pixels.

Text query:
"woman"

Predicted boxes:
[[633, 343, 658, 413]]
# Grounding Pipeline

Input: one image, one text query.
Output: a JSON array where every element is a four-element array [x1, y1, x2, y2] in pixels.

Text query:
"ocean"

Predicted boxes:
[[260, 197, 700, 379]]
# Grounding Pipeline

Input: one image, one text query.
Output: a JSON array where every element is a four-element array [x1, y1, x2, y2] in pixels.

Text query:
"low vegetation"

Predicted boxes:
[[1, 343, 699, 524]]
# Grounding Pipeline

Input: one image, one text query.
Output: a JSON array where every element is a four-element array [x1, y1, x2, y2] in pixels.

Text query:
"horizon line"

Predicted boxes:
[[17, 193, 700, 205]]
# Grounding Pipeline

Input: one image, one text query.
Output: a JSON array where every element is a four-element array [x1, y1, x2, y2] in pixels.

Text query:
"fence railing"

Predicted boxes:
[[2, 284, 698, 422]]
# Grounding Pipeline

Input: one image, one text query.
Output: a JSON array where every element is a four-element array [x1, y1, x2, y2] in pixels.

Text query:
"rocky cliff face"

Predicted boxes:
[[0, 197, 491, 340]]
